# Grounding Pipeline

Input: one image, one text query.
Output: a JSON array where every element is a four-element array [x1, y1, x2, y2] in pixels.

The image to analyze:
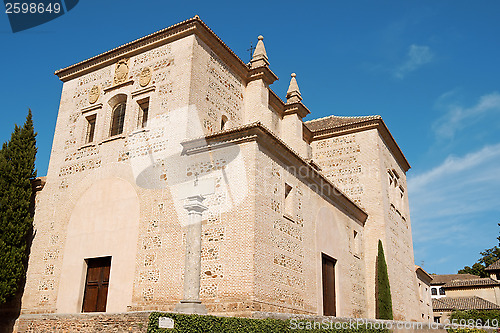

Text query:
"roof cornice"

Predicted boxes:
[[181, 122, 368, 225], [248, 65, 279, 85], [309, 118, 411, 172], [268, 89, 285, 117], [55, 16, 250, 83], [284, 101, 310, 119]]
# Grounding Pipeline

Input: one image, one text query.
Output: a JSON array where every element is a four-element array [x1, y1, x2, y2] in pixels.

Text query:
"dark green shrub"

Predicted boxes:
[[376, 240, 393, 320], [450, 310, 500, 326], [0, 110, 37, 304]]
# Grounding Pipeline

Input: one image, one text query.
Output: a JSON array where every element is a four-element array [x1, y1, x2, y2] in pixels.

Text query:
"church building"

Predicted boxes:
[[19, 16, 426, 321]]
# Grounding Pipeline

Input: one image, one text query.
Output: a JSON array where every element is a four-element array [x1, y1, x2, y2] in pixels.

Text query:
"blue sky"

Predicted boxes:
[[1, 1, 499, 275]]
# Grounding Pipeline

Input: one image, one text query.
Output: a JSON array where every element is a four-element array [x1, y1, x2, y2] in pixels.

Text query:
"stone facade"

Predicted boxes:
[[17, 16, 423, 328], [415, 266, 433, 321]]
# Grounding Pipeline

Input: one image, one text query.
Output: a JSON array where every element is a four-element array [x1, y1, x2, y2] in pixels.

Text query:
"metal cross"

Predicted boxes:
[[246, 42, 255, 62]]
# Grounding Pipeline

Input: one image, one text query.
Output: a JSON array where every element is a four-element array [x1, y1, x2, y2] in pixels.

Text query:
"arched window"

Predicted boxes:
[[431, 288, 437, 295], [221, 115, 228, 130], [439, 287, 445, 295], [110, 102, 126, 136]]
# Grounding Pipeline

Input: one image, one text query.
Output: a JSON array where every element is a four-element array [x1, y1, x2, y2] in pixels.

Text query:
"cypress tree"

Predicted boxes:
[[376, 239, 393, 320], [0, 109, 37, 304]]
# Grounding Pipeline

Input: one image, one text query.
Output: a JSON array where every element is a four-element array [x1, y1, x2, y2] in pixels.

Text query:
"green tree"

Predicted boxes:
[[458, 223, 500, 278], [0, 109, 37, 304], [376, 240, 393, 320]]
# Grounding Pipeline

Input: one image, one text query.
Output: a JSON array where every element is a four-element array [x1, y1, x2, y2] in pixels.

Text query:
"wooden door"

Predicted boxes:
[[82, 257, 111, 312], [322, 254, 336, 316]]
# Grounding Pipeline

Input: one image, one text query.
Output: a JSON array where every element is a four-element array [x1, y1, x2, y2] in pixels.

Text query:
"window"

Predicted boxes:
[[439, 287, 445, 295], [431, 288, 437, 295], [221, 115, 228, 130], [137, 98, 149, 128], [110, 102, 126, 136], [353, 230, 361, 256], [85, 115, 96, 143], [284, 183, 293, 217], [388, 170, 394, 186]]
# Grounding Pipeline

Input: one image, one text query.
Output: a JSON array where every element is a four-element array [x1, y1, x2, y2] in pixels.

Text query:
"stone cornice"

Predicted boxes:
[[31, 177, 46, 192], [55, 16, 250, 83], [247, 65, 279, 85], [302, 123, 313, 143], [81, 103, 102, 114], [284, 101, 310, 119], [181, 122, 368, 225], [310, 119, 411, 172], [268, 89, 285, 117]]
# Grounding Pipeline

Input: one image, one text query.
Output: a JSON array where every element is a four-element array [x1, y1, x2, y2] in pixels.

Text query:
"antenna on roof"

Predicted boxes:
[[246, 41, 255, 63]]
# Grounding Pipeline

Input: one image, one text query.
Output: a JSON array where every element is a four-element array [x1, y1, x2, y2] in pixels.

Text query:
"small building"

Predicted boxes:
[[430, 274, 479, 299], [415, 266, 433, 321], [442, 278, 500, 305], [431, 273, 500, 322], [485, 259, 500, 280], [432, 296, 500, 323]]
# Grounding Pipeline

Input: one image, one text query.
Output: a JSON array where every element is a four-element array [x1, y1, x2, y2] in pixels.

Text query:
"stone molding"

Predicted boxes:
[[81, 103, 102, 114], [181, 122, 368, 224], [310, 118, 411, 172], [55, 16, 249, 83]]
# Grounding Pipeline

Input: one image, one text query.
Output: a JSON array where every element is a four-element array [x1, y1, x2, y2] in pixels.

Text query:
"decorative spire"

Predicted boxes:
[[286, 73, 302, 103], [250, 35, 269, 68]]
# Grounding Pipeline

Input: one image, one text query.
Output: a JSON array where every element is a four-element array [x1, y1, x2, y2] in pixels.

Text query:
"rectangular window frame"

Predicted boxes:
[[85, 114, 97, 144], [137, 98, 149, 129]]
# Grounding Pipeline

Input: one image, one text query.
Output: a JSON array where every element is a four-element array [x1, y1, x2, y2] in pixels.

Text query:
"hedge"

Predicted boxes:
[[450, 310, 500, 326], [148, 312, 390, 333]]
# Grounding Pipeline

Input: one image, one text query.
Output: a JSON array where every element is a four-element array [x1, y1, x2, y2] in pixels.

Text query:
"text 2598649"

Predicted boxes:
[[5, 2, 61, 14]]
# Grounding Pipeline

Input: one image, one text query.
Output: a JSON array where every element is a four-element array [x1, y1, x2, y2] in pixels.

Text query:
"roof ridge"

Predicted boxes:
[[55, 16, 248, 79], [305, 114, 381, 123], [55, 16, 198, 75]]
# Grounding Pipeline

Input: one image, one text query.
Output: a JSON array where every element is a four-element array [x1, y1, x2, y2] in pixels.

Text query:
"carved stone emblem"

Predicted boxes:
[[88, 85, 100, 104], [139, 67, 152, 87], [114, 59, 129, 85]]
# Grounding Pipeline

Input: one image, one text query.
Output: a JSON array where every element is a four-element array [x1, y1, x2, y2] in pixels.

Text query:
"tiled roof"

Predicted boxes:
[[415, 265, 433, 281], [486, 259, 500, 271], [304, 115, 382, 132], [443, 278, 500, 288], [432, 296, 500, 311], [430, 274, 480, 285]]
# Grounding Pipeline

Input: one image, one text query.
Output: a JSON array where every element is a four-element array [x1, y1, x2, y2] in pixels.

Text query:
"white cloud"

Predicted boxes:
[[408, 143, 500, 273], [433, 92, 500, 139], [394, 44, 434, 78]]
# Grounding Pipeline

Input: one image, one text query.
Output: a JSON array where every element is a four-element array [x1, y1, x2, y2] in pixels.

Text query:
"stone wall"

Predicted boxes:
[[14, 310, 454, 333], [253, 140, 367, 318], [14, 312, 151, 333], [311, 129, 421, 321]]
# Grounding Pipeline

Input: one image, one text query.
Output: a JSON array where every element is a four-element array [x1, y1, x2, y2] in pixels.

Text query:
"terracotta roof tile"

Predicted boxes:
[[430, 274, 480, 285], [304, 115, 382, 132], [443, 278, 500, 288], [432, 296, 500, 311], [486, 259, 500, 271]]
